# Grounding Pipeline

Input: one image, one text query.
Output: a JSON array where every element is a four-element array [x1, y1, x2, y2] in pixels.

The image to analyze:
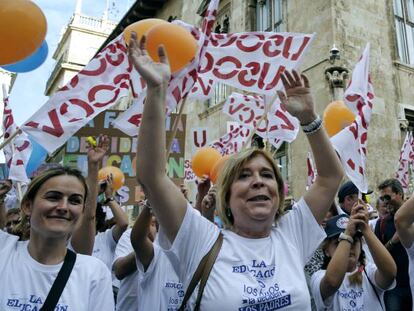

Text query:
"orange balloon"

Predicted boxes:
[[210, 155, 230, 184], [98, 166, 125, 191], [146, 23, 198, 73], [191, 147, 222, 179], [123, 18, 168, 46], [323, 100, 356, 137], [0, 0, 47, 65]]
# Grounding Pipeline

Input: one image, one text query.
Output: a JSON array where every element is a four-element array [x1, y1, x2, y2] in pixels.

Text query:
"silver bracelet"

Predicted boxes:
[[142, 199, 152, 212], [301, 116, 323, 135]]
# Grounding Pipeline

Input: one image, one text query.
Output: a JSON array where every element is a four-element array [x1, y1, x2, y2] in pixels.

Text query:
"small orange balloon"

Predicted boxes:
[[191, 147, 222, 179], [210, 155, 230, 184], [146, 23, 198, 73], [98, 166, 125, 191], [0, 0, 47, 65], [323, 100, 356, 137], [123, 18, 168, 46]]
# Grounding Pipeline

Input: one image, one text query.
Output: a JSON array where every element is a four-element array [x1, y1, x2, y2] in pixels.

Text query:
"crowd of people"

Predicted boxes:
[[0, 32, 414, 311]]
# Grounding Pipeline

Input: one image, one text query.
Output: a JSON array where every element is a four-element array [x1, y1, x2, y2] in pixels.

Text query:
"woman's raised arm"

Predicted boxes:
[[130, 33, 187, 242], [278, 70, 343, 224]]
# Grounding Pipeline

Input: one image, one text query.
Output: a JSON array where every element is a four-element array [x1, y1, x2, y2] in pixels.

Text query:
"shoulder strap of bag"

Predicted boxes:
[[40, 249, 77, 311], [178, 233, 223, 311], [363, 267, 384, 311]]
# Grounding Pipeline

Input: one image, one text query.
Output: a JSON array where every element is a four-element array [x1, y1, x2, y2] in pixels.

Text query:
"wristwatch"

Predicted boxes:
[[104, 196, 115, 204], [338, 232, 354, 244]]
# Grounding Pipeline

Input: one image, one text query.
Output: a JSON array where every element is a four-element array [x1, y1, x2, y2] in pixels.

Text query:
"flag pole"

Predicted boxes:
[[243, 92, 278, 151], [165, 96, 188, 159], [0, 129, 21, 151]]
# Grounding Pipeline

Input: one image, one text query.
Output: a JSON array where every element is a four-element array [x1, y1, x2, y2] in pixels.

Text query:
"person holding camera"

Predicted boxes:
[[310, 204, 396, 310]]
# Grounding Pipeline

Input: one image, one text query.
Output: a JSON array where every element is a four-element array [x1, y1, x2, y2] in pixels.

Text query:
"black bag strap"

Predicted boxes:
[[363, 268, 384, 311], [40, 249, 77, 311], [178, 233, 223, 311]]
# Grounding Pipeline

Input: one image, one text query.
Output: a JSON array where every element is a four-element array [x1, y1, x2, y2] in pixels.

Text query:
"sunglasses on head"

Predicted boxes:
[[379, 194, 392, 202]]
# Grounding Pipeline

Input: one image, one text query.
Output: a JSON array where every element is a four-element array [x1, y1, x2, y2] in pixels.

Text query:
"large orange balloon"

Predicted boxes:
[[146, 23, 198, 73], [98, 166, 125, 191], [123, 18, 168, 46], [210, 155, 230, 184], [323, 100, 356, 137], [0, 0, 47, 65], [191, 147, 222, 179]]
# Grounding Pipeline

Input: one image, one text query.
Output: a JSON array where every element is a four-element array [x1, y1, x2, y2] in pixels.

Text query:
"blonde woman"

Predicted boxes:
[[131, 32, 343, 310], [0, 167, 114, 310]]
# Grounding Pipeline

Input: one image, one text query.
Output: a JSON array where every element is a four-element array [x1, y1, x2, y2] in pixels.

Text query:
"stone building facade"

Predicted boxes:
[[118, 0, 412, 201]]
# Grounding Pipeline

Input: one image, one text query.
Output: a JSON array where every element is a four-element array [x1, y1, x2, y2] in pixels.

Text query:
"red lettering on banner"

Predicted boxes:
[[239, 62, 260, 87], [290, 36, 311, 61], [347, 159, 355, 170], [105, 53, 125, 66], [213, 56, 241, 79], [193, 130, 207, 147], [192, 77, 214, 96], [199, 52, 214, 74], [25, 109, 64, 137], [127, 114, 142, 127], [263, 34, 283, 57], [16, 141, 30, 152], [258, 64, 286, 90], [236, 34, 264, 52], [89, 85, 120, 108], [275, 109, 295, 130], [80, 58, 107, 76], [114, 74, 131, 90], [60, 99, 94, 122], [348, 122, 358, 139]]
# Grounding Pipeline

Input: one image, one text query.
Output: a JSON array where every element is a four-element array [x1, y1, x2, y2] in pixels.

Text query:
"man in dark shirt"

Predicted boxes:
[[374, 178, 411, 311]]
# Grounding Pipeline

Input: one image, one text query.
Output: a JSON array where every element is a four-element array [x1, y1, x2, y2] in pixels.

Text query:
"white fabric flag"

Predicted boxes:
[[331, 44, 374, 193], [21, 34, 138, 154], [396, 132, 414, 190], [197, 32, 315, 95], [209, 124, 251, 155], [2, 87, 32, 183], [112, 0, 220, 135], [222, 92, 299, 148]]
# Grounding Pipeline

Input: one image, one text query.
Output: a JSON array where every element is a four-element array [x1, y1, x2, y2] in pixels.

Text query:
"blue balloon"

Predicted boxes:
[[2, 41, 48, 73], [25, 136, 48, 178]]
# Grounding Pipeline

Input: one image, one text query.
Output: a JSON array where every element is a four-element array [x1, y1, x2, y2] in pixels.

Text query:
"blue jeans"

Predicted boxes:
[[384, 286, 412, 311]]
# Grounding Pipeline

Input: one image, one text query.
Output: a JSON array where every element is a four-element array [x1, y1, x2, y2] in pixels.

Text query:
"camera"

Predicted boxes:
[[99, 181, 107, 193], [329, 44, 340, 61]]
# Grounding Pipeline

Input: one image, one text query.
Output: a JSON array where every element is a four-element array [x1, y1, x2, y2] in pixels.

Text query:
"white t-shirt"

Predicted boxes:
[[136, 243, 184, 311], [93, 228, 117, 270], [311, 263, 395, 311], [406, 242, 414, 309], [113, 228, 138, 311], [93, 228, 119, 288], [158, 198, 325, 311], [0, 230, 114, 311]]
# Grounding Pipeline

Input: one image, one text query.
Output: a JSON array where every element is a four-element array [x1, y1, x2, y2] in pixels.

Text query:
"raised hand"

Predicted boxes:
[[128, 32, 171, 88], [277, 70, 317, 125], [87, 135, 110, 164], [345, 204, 369, 237], [104, 174, 114, 197], [197, 175, 211, 200]]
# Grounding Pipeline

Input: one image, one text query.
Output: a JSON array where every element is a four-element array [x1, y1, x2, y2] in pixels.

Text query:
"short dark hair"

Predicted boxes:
[[378, 178, 404, 199]]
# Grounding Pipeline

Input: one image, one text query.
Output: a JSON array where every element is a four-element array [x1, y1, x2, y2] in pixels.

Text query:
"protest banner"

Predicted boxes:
[[331, 44, 373, 193], [64, 110, 186, 205]]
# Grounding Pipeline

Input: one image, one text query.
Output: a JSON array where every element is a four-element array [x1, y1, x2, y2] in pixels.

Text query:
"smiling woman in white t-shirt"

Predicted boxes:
[[129, 31, 344, 311], [0, 166, 114, 311], [311, 207, 396, 311]]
